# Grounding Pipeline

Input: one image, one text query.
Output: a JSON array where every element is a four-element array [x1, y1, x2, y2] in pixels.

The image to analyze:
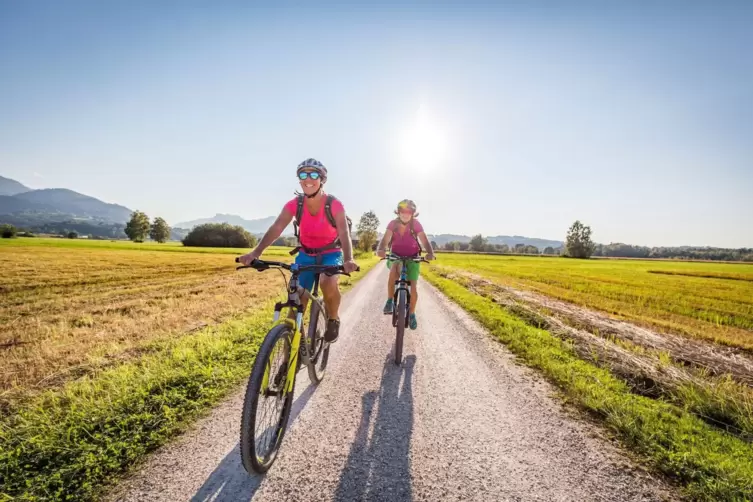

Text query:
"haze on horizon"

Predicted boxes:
[[1, 1, 752, 248]]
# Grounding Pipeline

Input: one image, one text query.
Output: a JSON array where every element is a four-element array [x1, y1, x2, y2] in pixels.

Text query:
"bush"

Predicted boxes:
[[67, 231, 78, 239], [1, 224, 17, 238], [182, 223, 258, 248]]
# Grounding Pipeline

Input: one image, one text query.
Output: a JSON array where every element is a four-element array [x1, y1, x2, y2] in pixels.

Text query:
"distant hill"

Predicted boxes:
[[429, 234, 563, 249], [0, 175, 134, 228], [175, 214, 278, 234], [0, 195, 58, 214], [11, 189, 132, 222], [0, 175, 31, 196]]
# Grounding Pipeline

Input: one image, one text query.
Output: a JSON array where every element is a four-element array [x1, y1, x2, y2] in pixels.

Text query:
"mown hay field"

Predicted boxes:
[[0, 238, 291, 410], [433, 253, 753, 350], [0, 237, 377, 501]]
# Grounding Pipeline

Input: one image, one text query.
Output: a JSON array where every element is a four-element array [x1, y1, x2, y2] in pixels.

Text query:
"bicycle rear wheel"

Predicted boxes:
[[240, 324, 297, 473], [307, 299, 330, 383], [394, 289, 406, 365]]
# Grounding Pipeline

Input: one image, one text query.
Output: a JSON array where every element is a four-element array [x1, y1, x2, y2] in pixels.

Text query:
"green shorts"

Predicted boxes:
[[387, 258, 421, 282]]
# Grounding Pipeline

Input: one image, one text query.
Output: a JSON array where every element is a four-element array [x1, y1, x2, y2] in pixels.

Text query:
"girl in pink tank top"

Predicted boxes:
[[376, 199, 436, 331]]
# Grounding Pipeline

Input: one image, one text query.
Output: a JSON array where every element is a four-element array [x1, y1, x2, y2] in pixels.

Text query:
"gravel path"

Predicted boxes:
[[107, 266, 676, 502]]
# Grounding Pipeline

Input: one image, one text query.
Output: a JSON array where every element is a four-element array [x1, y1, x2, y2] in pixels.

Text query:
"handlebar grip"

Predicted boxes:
[[235, 257, 240, 263]]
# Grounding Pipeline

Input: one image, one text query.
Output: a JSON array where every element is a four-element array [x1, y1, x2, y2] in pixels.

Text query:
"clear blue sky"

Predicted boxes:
[[1, 0, 751, 247]]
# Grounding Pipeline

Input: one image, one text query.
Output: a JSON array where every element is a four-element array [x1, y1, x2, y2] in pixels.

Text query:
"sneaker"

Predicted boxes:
[[325, 318, 340, 343], [383, 299, 394, 315], [409, 313, 418, 330]]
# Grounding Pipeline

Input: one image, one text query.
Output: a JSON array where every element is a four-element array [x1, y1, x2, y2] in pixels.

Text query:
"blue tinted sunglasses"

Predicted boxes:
[[298, 171, 321, 180]]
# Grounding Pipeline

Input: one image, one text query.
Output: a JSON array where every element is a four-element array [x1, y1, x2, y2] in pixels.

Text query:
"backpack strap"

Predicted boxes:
[[295, 194, 305, 232], [289, 194, 305, 255], [409, 219, 423, 253], [324, 195, 337, 228]]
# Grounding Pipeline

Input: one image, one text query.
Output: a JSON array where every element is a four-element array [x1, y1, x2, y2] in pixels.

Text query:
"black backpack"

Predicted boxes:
[[292, 194, 352, 255]]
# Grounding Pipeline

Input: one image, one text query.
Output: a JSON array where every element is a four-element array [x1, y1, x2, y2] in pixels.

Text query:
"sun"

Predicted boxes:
[[398, 104, 447, 173]]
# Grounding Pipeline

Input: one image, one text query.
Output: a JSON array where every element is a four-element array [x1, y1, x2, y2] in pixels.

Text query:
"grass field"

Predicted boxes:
[[433, 253, 753, 350], [425, 254, 753, 501], [0, 238, 378, 501]]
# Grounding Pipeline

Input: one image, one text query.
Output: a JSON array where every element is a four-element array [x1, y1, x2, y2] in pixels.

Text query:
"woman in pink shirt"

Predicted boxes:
[[239, 158, 358, 343], [376, 199, 435, 330]]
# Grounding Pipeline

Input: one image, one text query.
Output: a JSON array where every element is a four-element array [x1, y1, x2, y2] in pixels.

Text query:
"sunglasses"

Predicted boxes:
[[298, 171, 321, 180]]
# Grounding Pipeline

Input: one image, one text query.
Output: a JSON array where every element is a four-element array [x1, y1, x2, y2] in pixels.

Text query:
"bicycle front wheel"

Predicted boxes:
[[240, 324, 296, 474], [394, 289, 406, 365], [307, 299, 330, 383]]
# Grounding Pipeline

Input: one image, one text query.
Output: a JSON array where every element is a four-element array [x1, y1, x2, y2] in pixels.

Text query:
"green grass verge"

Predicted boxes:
[[424, 269, 753, 502], [0, 257, 377, 502]]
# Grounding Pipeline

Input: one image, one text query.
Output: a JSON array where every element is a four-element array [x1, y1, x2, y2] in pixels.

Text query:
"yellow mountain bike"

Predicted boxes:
[[234, 257, 356, 473]]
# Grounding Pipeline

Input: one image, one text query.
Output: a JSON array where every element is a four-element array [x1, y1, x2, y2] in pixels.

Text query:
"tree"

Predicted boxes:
[[469, 234, 487, 252], [543, 246, 555, 255], [149, 217, 171, 243], [182, 223, 257, 248], [565, 220, 596, 259], [458, 242, 470, 252], [430, 240, 438, 250], [125, 211, 151, 242], [356, 210, 380, 252], [524, 245, 539, 255], [498, 244, 510, 253], [1, 224, 17, 238], [67, 231, 78, 239]]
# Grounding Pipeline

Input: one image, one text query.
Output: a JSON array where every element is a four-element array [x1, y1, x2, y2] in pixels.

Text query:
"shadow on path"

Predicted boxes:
[[334, 354, 416, 502], [191, 380, 319, 502]]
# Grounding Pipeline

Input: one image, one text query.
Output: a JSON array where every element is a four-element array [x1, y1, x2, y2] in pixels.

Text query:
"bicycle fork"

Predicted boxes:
[[262, 311, 308, 395]]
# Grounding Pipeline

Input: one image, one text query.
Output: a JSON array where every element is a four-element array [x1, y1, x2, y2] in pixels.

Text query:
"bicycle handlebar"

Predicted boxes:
[[234, 257, 359, 275], [381, 254, 431, 263]]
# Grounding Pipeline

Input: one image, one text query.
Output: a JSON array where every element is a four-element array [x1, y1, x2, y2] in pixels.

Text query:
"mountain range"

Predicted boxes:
[[0, 174, 563, 246], [428, 234, 563, 249]]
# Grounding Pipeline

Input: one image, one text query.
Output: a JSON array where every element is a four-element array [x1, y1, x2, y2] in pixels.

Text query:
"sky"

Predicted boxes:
[[1, 0, 752, 248]]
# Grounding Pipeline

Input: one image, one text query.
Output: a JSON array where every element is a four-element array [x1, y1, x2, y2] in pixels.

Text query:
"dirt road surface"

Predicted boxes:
[[108, 266, 675, 502]]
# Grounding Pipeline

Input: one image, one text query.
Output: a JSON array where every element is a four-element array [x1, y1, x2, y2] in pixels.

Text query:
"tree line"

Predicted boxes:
[[5, 210, 752, 262]]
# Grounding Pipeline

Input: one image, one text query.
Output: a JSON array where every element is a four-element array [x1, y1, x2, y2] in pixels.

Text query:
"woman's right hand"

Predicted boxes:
[[376, 249, 386, 259], [239, 250, 260, 266]]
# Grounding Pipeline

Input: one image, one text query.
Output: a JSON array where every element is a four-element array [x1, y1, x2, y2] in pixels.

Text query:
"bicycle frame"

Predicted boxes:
[[393, 261, 411, 328], [266, 264, 324, 393]]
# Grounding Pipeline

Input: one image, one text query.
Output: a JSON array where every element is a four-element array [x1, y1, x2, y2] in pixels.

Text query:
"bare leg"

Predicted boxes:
[[287, 288, 310, 320], [387, 262, 401, 300], [410, 280, 418, 314], [320, 275, 341, 319]]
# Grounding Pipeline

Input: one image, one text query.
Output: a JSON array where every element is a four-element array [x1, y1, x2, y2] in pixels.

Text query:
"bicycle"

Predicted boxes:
[[234, 257, 357, 473], [382, 254, 429, 365]]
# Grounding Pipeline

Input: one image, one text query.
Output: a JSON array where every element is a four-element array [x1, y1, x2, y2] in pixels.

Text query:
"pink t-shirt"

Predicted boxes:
[[388, 218, 424, 256], [284, 196, 344, 254]]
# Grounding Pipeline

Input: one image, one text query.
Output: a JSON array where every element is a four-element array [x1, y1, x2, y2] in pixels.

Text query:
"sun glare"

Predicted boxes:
[[398, 104, 447, 173]]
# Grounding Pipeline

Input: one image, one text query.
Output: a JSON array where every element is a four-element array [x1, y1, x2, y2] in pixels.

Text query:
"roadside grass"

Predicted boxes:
[[0, 239, 377, 501], [431, 254, 753, 350], [424, 268, 753, 501]]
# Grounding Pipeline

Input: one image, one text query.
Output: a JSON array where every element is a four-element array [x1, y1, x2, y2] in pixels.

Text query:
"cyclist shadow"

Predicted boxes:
[[190, 381, 319, 502], [334, 354, 416, 502]]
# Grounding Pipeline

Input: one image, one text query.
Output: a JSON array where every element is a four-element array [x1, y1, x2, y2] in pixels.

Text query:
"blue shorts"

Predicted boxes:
[[295, 251, 344, 291]]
